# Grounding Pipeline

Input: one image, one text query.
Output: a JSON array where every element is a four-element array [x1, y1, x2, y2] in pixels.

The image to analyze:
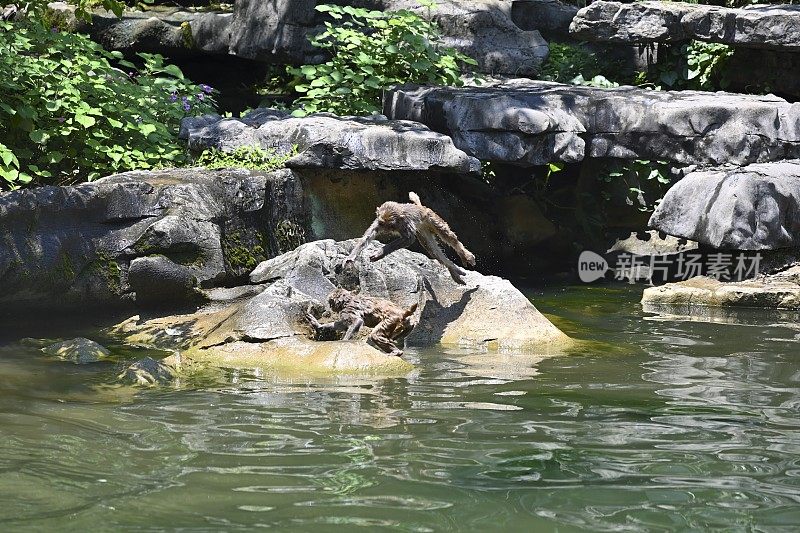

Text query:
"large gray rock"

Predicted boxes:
[[180, 110, 480, 174], [53, 0, 547, 75], [570, 1, 800, 51], [650, 161, 800, 251], [385, 79, 800, 166], [111, 239, 570, 377], [48, 3, 233, 57], [229, 0, 548, 75], [0, 168, 303, 310], [381, 0, 549, 76], [511, 0, 579, 38]]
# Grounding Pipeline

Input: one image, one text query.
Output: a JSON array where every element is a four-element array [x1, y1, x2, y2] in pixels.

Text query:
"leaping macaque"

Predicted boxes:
[[306, 288, 418, 357], [346, 192, 476, 284]]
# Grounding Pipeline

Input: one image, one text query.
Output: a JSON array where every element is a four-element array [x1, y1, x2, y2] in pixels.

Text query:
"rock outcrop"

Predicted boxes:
[[649, 161, 800, 250], [0, 168, 304, 310], [48, 3, 233, 58], [52, 0, 548, 76], [110, 239, 571, 375], [511, 0, 579, 39], [642, 268, 800, 313], [385, 80, 800, 167], [570, 1, 800, 51], [180, 110, 480, 174]]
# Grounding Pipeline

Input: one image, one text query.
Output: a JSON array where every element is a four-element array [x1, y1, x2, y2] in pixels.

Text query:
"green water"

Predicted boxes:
[[2, 285, 800, 532]]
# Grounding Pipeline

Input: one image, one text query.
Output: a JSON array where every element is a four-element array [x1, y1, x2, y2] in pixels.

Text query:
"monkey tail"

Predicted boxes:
[[403, 303, 418, 319], [408, 191, 422, 206]]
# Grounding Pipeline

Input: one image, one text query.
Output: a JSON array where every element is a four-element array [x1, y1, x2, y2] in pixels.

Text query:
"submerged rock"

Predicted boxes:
[[385, 80, 800, 167], [0, 168, 303, 311], [180, 110, 480, 174], [109, 239, 571, 376], [649, 161, 800, 250], [570, 1, 800, 51], [119, 356, 178, 386], [42, 338, 111, 364]]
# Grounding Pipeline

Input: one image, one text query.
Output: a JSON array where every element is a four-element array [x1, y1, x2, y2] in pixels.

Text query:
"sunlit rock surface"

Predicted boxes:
[[110, 240, 570, 376], [180, 110, 480, 174], [570, 1, 800, 51], [385, 80, 800, 166], [642, 268, 800, 313], [650, 161, 800, 250]]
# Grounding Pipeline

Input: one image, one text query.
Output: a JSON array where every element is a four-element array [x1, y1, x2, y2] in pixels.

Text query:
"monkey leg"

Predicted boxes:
[[368, 317, 404, 356], [428, 213, 476, 267], [418, 232, 468, 285]]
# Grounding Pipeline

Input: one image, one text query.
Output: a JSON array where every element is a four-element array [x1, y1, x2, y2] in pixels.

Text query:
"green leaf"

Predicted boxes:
[[29, 130, 49, 144], [140, 124, 157, 136], [75, 114, 96, 128]]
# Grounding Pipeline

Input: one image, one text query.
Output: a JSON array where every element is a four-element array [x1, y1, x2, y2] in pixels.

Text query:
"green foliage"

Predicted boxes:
[[635, 41, 733, 91], [599, 159, 672, 212], [0, 20, 217, 190], [686, 41, 733, 90], [289, 3, 477, 116], [540, 42, 602, 83], [195, 145, 296, 171]]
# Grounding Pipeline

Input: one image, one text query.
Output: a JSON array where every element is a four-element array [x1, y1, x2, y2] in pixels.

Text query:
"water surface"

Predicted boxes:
[[1, 284, 799, 531]]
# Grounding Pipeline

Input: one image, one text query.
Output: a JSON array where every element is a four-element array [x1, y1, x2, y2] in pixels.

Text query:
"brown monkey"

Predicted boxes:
[[306, 288, 418, 357], [346, 192, 476, 284]]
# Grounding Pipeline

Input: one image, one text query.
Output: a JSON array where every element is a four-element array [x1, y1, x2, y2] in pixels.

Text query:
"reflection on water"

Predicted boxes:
[[1, 284, 800, 531]]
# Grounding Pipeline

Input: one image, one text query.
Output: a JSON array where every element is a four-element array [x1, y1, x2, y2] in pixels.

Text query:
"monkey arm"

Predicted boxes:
[[341, 315, 365, 340], [346, 219, 380, 263], [370, 234, 415, 261]]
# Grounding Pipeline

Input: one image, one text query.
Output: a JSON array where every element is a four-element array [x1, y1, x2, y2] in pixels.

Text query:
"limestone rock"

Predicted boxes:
[[649, 161, 800, 250], [109, 239, 570, 376], [642, 268, 800, 313], [0, 168, 303, 310], [229, 0, 548, 75], [180, 110, 480, 175], [382, 0, 549, 76], [570, 1, 800, 51], [511, 0, 579, 38], [42, 337, 110, 364], [48, 2, 233, 57], [385, 80, 800, 166]]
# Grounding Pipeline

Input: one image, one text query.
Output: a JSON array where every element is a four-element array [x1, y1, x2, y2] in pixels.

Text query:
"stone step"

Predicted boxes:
[[570, 0, 800, 52], [384, 79, 800, 167], [649, 161, 800, 251]]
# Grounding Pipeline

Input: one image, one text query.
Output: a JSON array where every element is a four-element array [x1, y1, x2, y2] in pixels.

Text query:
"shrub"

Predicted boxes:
[[634, 41, 733, 91], [195, 145, 296, 171], [288, 3, 477, 116], [539, 42, 602, 84], [0, 20, 216, 190]]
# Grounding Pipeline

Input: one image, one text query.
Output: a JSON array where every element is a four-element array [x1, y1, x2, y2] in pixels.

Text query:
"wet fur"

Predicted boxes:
[[347, 192, 476, 284], [306, 288, 418, 357]]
